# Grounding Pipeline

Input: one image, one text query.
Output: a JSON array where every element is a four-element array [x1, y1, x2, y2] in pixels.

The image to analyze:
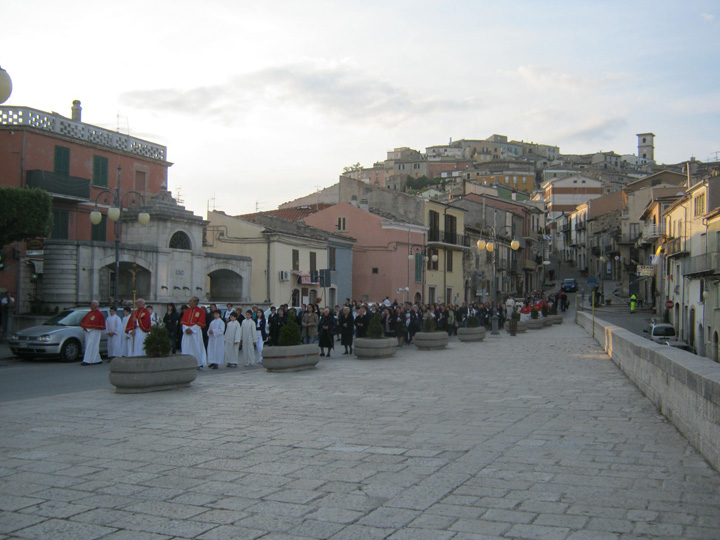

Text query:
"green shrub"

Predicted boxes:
[[143, 326, 172, 357], [530, 307, 539, 319], [511, 307, 521, 321], [423, 316, 438, 332], [278, 309, 302, 346], [541, 304, 549, 317], [466, 315, 480, 328], [367, 313, 384, 339], [549, 302, 558, 315]]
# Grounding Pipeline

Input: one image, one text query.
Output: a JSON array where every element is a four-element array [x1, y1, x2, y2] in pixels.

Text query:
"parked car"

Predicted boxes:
[[560, 278, 578, 292], [9, 307, 110, 362], [643, 321, 677, 343]]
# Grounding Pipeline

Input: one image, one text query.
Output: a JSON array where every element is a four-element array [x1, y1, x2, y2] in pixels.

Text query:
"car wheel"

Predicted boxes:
[[60, 339, 82, 363]]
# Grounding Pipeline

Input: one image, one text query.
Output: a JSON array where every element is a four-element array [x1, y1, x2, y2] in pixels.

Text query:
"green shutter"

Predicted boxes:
[[93, 156, 108, 187], [91, 214, 107, 241], [54, 146, 70, 175], [51, 209, 69, 239], [415, 253, 422, 282]]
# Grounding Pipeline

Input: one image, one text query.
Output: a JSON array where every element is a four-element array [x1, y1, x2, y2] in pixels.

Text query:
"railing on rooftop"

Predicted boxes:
[[0, 106, 167, 162]]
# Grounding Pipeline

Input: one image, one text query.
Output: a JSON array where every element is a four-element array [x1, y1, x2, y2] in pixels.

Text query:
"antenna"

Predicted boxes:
[[710, 151, 720, 162], [175, 187, 184, 204], [255, 200, 264, 212], [208, 192, 216, 214]]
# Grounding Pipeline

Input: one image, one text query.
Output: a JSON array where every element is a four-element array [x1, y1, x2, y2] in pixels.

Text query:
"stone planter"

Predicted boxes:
[[547, 314, 563, 325], [354, 337, 397, 359], [263, 344, 320, 372], [507, 320, 518, 336], [527, 318, 544, 330], [457, 326, 486, 342], [542, 316, 554, 327], [516, 321, 528, 333], [109, 354, 198, 394], [414, 331, 449, 350]]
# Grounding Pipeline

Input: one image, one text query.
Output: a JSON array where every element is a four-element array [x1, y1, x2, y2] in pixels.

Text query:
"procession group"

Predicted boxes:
[[78, 290, 564, 368]]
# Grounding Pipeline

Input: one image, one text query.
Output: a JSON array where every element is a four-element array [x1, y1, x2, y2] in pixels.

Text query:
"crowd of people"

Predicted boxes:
[[80, 290, 568, 369]]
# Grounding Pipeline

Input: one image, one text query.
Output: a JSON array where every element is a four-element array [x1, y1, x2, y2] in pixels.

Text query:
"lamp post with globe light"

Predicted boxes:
[[0, 65, 12, 104], [89, 165, 150, 303], [408, 245, 438, 304], [476, 226, 520, 335]]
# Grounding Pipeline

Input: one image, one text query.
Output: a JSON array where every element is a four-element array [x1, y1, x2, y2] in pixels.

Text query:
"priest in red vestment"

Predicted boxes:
[[125, 298, 152, 356], [80, 301, 106, 365], [181, 296, 207, 369]]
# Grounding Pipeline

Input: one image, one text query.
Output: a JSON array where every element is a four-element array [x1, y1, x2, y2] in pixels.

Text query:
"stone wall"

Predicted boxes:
[[576, 311, 720, 471]]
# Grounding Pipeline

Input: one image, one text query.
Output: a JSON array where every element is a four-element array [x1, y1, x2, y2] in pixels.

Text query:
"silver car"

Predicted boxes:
[[9, 307, 110, 362]]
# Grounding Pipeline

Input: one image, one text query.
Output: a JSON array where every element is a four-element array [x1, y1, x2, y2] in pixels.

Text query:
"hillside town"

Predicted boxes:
[[0, 100, 719, 361]]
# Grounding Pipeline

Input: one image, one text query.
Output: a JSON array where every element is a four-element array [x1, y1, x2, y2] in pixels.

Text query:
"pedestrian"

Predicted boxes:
[[354, 306, 370, 338], [630, 293, 637, 313], [224, 311, 241, 367], [339, 306, 354, 354], [302, 304, 319, 344], [147, 305, 160, 327], [120, 306, 133, 356], [181, 296, 207, 370], [224, 303, 234, 322], [240, 310, 257, 366], [256, 309, 267, 363], [319, 307, 335, 357], [206, 310, 225, 369], [126, 299, 152, 357], [163, 303, 179, 353], [80, 300, 105, 366], [105, 306, 123, 358]]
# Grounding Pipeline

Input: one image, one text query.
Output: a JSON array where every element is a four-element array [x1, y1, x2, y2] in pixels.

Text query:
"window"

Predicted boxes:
[[93, 156, 108, 187], [169, 231, 191, 250], [429, 210, 440, 232], [446, 250, 453, 272], [292, 249, 299, 271], [51, 209, 69, 239], [91, 213, 106, 242], [694, 194, 705, 217], [329, 247, 336, 271], [54, 146, 70, 175], [310, 251, 317, 273], [337, 217, 346, 231], [134, 170, 146, 192], [372, 267, 379, 274]]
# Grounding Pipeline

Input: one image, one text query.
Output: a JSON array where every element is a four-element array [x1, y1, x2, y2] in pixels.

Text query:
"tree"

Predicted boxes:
[[0, 188, 53, 247], [342, 162, 363, 174]]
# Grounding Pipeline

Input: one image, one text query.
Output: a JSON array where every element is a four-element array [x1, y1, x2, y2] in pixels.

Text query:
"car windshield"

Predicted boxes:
[[43, 310, 89, 327], [654, 326, 676, 337], [563, 279, 576, 284]]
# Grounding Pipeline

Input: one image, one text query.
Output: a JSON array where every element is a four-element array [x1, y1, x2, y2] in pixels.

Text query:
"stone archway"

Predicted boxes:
[[100, 262, 151, 304], [207, 269, 243, 302], [414, 291, 422, 305]]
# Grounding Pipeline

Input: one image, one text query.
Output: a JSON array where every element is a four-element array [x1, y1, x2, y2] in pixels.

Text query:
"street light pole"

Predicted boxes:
[[90, 166, 150, 304], [477, 226, 520, 335]]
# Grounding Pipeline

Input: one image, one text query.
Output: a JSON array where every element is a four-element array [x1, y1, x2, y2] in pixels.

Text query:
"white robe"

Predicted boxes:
[[206, 318, 225, 366], [240, 318, 256, 365], [182, 323, 207, 367], [123, 314, 148, 357], [105, 314, 123, 358], [82, 329, 102, 364], [224, 319, 241, 365]]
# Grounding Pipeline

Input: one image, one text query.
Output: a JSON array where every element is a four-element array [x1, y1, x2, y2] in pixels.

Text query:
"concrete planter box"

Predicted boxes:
[[354, 337, 397, 359], [527, 318, 544, 330], [516, 321, 528, 333], [457, 327, 486, 342], [263, 344, 320, 372], [109, 354, 197, 394], [542, 316, 554, 327], [414, 332, 449, 350], [548, 314, 563, 325]]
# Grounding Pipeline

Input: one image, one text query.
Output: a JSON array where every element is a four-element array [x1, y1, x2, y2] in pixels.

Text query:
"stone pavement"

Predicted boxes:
[[1, 318, 719, 540]]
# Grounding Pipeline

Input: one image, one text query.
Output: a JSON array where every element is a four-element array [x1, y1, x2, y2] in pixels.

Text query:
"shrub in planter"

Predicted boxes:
[[458, 315, 486, 342], [264, 309, 319, 372], [466, 315, 480, 328], [367, 313, 384, 338], [540, 304, 549, 318], [355, 313, 397, 359], [278, 309, 302, 346], [415, 316, 449, 349], [143, 326, 172, 357], [530, 307, 539, 319], [549, 302, 558, 315]]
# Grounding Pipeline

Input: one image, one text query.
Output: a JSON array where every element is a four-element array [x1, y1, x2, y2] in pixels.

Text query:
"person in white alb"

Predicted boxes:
[[105, 306, 123, 358], [206, 310, 225, 369], [224, 311, 241, 367], [240, 310, 257, 366], [181, 296, 207, 370]]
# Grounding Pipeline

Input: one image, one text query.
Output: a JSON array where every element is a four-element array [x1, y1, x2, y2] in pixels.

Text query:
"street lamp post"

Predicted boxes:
[[0, 65, 12, 104], [476, 226, 520, 335], [89, 166, 150, 303]]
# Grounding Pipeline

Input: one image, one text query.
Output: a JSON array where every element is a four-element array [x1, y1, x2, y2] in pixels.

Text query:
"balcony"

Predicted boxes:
[[664, 237, 690, 258], [683, 251, 720, 277], [639, 223, 666, 244], [575, 222, 586, 231], [26, 170, 90, 201], [428, 229, 470, 248], [523, 259, 537, 271]]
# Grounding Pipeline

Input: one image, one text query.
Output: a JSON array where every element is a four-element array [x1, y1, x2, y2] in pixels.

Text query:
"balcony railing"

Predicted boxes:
[[664, 237, 689, 258], [428, 229, 470, 247], [1, 106, 167, 161], [682, 251, 720, 277], [640, 223, 666, 243], [26, 170, 90, 200]]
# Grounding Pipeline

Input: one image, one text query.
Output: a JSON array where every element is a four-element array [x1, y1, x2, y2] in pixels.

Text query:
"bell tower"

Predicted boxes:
[[637, 133, 655, 162]]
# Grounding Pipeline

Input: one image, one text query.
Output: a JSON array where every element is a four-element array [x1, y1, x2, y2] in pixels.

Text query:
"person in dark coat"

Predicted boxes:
[[318, 307, 336, 357], [354, 306, 370, 338], [163, 303, 180, 354], [338, 306, 355, 354]]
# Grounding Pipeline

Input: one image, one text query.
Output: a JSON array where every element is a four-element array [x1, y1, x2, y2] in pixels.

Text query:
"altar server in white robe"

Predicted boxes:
[[181, 296, 207, 369], [224, 311, 241, 367], [105, 306, 123, 358], [206, 310, 225, 369], [120, 307, 133, 356], [240, 310, 257, 366]]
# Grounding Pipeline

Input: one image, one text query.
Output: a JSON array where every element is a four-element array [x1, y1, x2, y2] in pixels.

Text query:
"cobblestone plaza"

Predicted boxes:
[[1, 319, 719, 539]]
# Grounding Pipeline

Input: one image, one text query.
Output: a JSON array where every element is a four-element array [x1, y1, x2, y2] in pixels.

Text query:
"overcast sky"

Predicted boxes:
[[2, 0, 719, 216]]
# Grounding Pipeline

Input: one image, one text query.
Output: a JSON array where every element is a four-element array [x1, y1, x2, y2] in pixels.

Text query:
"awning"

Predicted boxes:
[[28, 259, 44, 275], [292, 271, 318, 285]]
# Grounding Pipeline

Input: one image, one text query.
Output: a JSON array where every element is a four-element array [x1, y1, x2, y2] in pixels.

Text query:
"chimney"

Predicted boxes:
[[71, 100, 82, 122], [359, 198, 369, 211]]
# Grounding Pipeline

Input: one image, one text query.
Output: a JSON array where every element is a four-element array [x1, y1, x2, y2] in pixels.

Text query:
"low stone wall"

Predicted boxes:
[[576, 311, 720, 471]]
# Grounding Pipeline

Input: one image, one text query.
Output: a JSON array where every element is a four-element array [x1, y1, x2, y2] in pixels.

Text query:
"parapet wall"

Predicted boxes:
[[576, 311, 720, 471]]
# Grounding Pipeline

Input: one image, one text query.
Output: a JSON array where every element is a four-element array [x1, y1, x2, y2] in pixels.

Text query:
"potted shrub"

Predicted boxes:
[[263, 309, 319, 372], [457, 315, 486, 342], [527, 307, 543, 330], [414, 316, 449, 350], [109, 326, 198, 394], [548, 301, 562, 325], [354, 313, 397, 359]]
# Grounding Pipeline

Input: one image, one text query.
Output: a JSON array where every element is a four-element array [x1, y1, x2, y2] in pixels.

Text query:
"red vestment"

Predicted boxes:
[[180, 306, 206, 328], [134, 307, 152, 332], [80, 308, 106, 330]]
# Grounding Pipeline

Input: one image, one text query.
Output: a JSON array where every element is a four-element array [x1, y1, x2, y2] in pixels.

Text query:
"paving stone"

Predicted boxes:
[[11, 518, 117, 540], [0, 512, 45, 535], [505, 523, 571, 540]]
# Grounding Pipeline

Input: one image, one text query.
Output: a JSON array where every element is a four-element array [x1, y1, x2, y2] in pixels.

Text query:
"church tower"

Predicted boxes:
[[637, 133, 655, 162]]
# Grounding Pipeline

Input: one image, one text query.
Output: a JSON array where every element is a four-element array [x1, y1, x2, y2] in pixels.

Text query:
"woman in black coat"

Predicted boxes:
[[318, 308, 336, 357], [338, 306, 354, 354]]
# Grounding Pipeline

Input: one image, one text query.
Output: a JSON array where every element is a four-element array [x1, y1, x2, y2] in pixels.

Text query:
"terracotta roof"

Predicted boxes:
[[237, 203, 331, 223]]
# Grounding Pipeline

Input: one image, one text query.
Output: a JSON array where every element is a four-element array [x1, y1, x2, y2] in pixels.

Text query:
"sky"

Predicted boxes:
[[2, 0, 719, 217]]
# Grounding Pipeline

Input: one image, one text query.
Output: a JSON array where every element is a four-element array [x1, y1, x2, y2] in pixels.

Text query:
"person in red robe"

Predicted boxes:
[[126, 299, 153, 356], [181, 296, 207, 368], [80, 301, 106, 365]]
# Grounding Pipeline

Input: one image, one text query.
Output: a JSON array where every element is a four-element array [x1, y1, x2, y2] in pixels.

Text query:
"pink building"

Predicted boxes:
[[303, 202, 427, 304]]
